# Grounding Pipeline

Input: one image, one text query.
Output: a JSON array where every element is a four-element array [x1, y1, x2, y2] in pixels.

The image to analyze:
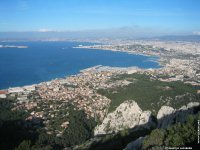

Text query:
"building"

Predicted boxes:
[[8, 87, 24, 93], [23, 85, 36, 91], [0, 90, 7, 98]]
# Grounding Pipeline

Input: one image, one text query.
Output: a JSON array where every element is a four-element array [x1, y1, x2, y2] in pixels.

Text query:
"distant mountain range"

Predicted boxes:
[[0, 31, 200, 42], [151, 35, 200, 42]]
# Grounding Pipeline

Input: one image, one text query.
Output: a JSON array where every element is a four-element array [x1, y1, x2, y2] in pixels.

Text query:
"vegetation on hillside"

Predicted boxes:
[[97, 73, 199, 114], [76, 109, 200, 150], [0, 98, 35, 149], [0, 98, 96, 149], [142, 113, 200, 149], [1, 73, 200, 149]]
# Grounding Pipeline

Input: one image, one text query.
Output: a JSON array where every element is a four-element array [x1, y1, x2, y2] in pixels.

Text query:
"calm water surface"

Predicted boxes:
[[0, 41, 161, 89]]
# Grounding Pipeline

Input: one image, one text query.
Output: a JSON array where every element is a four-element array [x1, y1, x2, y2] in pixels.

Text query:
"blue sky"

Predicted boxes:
[[0, 0, 200, 36]]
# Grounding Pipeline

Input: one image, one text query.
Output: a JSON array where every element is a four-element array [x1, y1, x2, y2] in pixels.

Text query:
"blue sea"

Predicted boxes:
[[0, 41, 161, 89]]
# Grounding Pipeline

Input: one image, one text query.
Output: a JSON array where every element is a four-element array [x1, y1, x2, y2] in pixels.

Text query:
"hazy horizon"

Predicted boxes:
[[0, 30, 200, 41], [0, 0, 200, 39]]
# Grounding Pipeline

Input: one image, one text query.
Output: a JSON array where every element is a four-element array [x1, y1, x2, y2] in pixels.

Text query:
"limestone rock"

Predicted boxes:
[[157, 106, 175, 120], [187, 102, 200, 109], [157, 106, 176, 128], [157, 102, 200, 128], [94, 100, 153, 135], [139, 111, 152, 127]]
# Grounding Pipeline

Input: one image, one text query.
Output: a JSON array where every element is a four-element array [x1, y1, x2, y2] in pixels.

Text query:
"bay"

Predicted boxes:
[[0, 41, 161, 89]]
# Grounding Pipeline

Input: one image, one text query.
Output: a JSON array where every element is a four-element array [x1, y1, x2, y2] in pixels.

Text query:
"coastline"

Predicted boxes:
[[74, 46, 165, 67], [1, 42, 199, 149], [0, 65, 145, 91], [0, 45, 28, 48], [2, 40, 199, 91], [0, 44, 162, 90]]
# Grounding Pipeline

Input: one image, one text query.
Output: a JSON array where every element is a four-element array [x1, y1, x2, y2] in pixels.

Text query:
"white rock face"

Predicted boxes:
[[123, 102, 200, 150], [124, 102, 200, 150], [157, 102, 200, 128], [94, 100, 200, 135], [187, 102, 200, 109], [139, 111, 152, 125], [94, 100, 152, 135], [157, 106, 176, 128], [157, 106, 176, 120]]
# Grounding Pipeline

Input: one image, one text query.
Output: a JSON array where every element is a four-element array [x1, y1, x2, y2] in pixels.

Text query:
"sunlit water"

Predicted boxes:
[[0, 41, 161, 89]]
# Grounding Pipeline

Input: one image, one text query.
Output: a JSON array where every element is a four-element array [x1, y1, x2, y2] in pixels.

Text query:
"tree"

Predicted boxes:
[[15, 140, 32, 150], [61, 106, 96, 147], [143, 129, 166, 149]]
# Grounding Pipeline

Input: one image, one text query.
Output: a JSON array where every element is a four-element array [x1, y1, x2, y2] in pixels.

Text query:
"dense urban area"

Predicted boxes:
[[0, 39, 200, 149]]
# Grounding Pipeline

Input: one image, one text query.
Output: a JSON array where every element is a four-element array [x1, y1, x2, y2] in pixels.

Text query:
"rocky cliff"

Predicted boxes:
[[124, 101, 200, 150], [94, 100, 154, 135], [157, 102, 199, 128]]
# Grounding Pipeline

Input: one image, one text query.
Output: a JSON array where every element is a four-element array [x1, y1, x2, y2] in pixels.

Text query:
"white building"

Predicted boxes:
[[17, 95, 28, 101], [23, 85, 36, 91], [0, 94, 6, 99], [8, 87, 24, 93]]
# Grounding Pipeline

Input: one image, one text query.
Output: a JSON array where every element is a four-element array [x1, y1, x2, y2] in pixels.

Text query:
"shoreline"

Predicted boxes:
[[74, 46, 165, 67], [0, 65, 155, 91], [0, 45, 28, 48], [3, 39, 199, 91], [0, 47, 162, 90]]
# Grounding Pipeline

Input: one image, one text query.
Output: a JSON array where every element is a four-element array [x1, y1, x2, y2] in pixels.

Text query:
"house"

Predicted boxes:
[[17, 95, 28, 101], [0, 90, 7, 99], [8, 87, 24, 93], [23, 85, 36, 91]]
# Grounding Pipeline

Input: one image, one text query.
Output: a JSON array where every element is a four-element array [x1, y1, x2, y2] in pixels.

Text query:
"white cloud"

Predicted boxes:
[[193, 31, 200, 35], [38, 29, 55, 32]]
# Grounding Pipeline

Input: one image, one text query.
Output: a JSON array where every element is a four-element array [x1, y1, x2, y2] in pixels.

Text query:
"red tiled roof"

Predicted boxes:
[[0, 90, 7, 94]]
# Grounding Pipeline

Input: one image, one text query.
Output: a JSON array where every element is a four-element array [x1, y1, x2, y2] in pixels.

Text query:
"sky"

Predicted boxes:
[[0, 0, 200, 37]]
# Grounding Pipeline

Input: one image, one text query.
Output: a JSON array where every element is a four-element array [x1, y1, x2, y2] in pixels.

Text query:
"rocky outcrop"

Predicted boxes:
[[94, 100, 200, 135], [157, 106, 176, 128], [187, 102, 200, 109], [157, 102, 200, 128], [124, 102, 200, 150], [94, 100, 153, 135]]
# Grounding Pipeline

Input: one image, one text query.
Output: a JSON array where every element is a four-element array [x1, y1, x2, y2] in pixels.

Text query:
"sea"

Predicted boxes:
[[0, 41, 161, 89]]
